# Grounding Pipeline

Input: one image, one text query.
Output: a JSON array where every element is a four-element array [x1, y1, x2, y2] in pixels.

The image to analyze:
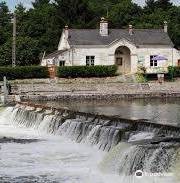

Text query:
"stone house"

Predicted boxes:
[[41, 18, 180, 74]]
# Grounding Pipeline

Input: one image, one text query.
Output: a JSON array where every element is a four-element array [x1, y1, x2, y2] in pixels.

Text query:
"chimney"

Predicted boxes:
[[129, 24, 133, 35], [64, 25, 69, 39], [164, 21, 168, 33], [100, 17, 108, 36]]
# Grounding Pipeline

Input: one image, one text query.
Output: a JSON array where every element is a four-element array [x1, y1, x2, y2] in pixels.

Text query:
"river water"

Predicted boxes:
[[38, 98, 180, 126], [0, 108, 112, 183], [0, 99, 180, 183]]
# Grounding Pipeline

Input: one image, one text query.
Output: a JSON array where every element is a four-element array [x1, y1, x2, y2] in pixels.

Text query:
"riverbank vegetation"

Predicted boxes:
[[0, 66, 49, 80], [57, 65, 118, 78], [168, 66, 180, 78], [0, 65, 117, 80], [0, 0, 179, 66]]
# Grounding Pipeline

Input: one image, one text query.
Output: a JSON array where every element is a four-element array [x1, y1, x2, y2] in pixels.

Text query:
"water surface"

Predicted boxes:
[[0, 98, 180, 183], [38, 98, 180, 126]]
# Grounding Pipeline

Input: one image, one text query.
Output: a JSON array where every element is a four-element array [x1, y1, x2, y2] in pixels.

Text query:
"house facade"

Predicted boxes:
[[41, 18, 180, 74]]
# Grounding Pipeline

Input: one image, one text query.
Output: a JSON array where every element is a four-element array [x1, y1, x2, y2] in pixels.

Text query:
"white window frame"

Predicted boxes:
[[150, 55, 158, 67], [86, 56, 95, 66]]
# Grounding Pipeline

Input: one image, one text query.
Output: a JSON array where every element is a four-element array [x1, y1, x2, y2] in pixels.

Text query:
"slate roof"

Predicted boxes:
[[68, 29, 173, 46], [44, 49, 67, 59]]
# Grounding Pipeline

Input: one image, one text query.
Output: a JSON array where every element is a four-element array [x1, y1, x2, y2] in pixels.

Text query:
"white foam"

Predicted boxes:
[[128, 132, 154, 142]]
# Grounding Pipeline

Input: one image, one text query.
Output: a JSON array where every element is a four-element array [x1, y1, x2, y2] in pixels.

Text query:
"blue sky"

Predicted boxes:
[[2, 0, 180, 11], [3, 0, 34, 10]]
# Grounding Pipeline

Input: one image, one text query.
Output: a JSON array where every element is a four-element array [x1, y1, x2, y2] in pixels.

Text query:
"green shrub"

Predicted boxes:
[[136, 73, 147, 83], [57, 65, 118, 78], [0, 66, 49, 80], [168, 66, 180, 79], [143, 73, 173, 81]]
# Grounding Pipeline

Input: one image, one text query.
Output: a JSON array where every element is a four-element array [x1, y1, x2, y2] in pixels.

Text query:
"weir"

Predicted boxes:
[[5, 102, 180, 177]]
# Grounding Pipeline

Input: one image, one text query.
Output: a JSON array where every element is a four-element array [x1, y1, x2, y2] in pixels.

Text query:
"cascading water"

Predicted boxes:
[[100, 142, 178, 174], [0, 103, 180, 183]]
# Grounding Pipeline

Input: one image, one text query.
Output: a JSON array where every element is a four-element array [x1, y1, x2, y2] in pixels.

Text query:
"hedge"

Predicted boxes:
[[143, 73, 170, 81], [57, 65, 118, 78], [0, 66, 49, 80]]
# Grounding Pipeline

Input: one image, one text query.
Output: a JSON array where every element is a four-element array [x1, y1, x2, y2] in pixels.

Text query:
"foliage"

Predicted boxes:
[[136, 73, 147, 83], [110, 0, 142, 28], [0, 66, 49, 80], [168, 66, 180, 78], [137, 65, 146, 74], [57, 65, 117, 78], [0, 37, 40, 66], [0, 0, 179, 66]]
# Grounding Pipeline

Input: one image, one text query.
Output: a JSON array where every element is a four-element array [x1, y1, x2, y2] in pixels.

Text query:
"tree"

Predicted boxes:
[[0, 36, 40, 66], [14, 1, 60, 63], [32, 0, 51, 8], [54, 0, 95, 28], [15, 3, 27, 37], [168, 6, 180, 48], [0, 40, 12, 66], [109, 0, 142, 28], [0, 2, 11, 45], [144, 0, 156, 13], [156, 0, 173, 10]]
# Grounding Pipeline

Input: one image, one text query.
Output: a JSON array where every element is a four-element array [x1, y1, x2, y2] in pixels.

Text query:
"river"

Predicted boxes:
[[37, 98, 180, 126], [0, 99, 179, 183]]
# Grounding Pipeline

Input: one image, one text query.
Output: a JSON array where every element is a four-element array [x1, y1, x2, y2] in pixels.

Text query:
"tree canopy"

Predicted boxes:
[[0, 0, 179, 66]]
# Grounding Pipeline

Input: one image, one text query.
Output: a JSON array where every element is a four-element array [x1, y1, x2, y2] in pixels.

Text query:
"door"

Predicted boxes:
[[115, 57, 125, 73], [178, 59, 180, 66]]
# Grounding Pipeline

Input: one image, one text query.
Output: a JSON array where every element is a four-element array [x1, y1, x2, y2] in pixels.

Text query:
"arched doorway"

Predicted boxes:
[[115, 46, 131, 74]]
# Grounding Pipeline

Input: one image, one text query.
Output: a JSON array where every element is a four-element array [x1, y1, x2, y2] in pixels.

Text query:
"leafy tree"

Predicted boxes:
[[32, 0, 51, 8], [109, 0, 142, 28], [168, 6, 180, 48], [156, 0, 173, 10], [144, 0, 156, 13], [0, 2, 12, 45], [54, 0, 95, 28], [0, 40, 11, 66], [0, 36, 40, 66]]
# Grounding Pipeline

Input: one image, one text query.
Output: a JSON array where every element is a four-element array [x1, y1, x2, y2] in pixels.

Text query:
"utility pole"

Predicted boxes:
[[106, 6, 109, 18], [12, 13, 16, 67]]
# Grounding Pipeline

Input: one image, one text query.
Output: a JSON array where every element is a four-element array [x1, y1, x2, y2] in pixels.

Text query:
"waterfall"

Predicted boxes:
[[5, 103, 180, 180], [100, 142, 178, 175], [10, 105, 131, 151], [172, 148, 180, 181]]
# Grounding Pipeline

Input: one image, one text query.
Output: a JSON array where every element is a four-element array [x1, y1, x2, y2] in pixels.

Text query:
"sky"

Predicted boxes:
[[2, 0, 180, 11], [2, 0, 34, 10]]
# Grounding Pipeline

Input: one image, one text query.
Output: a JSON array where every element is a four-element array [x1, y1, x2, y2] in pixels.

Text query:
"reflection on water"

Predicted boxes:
[[39, 98, 180, 126]]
